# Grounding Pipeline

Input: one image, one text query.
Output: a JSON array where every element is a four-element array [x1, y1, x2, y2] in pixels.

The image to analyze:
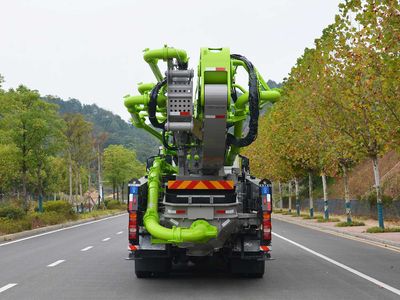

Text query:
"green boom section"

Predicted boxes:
[[144, 157, 218, 244]]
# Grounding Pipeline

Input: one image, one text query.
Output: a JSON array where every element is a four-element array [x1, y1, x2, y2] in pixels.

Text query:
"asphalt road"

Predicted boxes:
[[1, 214, 399, 300]]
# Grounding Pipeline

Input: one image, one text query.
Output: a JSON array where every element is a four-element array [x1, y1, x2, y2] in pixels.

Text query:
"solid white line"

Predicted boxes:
[[272, 232, 400, 297], [0, 283, 17, 293], [81, 246, 93, 252], [116, 231, 123, 235], [47, 260, 65, 267], [102, 237, 110, 242], [0, 214, 126, 247]]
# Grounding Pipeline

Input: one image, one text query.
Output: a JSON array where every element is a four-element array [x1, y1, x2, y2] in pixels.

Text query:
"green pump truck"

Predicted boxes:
[[124, 46, 280, 278]]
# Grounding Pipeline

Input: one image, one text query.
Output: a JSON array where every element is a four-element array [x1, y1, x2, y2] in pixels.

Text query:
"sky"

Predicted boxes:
[[0, 0, 342, 120]]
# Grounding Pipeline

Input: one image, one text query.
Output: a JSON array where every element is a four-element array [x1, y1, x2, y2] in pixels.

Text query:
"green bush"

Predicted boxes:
[[367, 226, 400, 233], [105, 200, 125, 210], [42, 201, 75, 217], [336, 221, 365, 227], [0, 205, 26, 220], [317, 217, 340, 223], [0, 217, 32, 234]]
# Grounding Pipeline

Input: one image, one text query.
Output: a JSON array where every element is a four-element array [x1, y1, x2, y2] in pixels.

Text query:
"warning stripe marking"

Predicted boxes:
[[167, 180, 234, 190]]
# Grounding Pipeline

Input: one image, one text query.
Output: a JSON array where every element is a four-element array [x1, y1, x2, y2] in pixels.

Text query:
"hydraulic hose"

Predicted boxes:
[[148, 78, 167, 129], [143, 157, 218, 244], [228, 54, 259, 147]]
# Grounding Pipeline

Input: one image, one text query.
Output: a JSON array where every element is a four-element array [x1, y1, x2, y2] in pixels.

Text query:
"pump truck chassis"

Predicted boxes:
[[124, 46, 280, 278]]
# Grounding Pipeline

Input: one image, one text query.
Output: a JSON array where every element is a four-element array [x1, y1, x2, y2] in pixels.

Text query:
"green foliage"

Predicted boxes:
[[0, 205, 26, 220], [44, 97, 159, 162], [0, 217, 32, 234], [105, 199, 125, 210], [317, 218, 340, 223], [42, 200, 75, 218], [367, 226, 400, 233], [336, 221, 365, 227], [103, 144, 144, 188]]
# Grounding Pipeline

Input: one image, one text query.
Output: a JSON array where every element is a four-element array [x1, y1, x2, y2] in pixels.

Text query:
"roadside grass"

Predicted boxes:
[[273, 209, 283, 214], [78, 209, 124, 220], [336, 221, 365, 227], [317, 217, 341, 223], [0, 200, 125, 235], [303, 214, 324, 220], [282, 211, 296, 216], [366, 226, 400, 233]]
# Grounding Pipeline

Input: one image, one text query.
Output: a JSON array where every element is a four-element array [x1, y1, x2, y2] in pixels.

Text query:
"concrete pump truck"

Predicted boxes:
[[123, 46, 280, 278]]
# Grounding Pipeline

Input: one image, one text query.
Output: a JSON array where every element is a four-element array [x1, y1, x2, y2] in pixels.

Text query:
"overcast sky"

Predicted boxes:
[[0, 0, 342, 120]]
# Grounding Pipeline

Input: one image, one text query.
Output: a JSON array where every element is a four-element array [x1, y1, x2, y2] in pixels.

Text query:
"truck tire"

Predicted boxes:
[[230, 258, 265, 278], [135, 258, 171, 278]]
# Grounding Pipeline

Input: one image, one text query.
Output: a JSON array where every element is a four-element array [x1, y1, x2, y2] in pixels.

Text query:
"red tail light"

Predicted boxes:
[[263, 212, 272, 241], [129, 212, 137, 241]]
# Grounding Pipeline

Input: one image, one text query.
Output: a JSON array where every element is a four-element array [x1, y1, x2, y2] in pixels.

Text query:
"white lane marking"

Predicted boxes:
[[81, 246, 93, 252], [0, 214, 126, 247], [116, 231, 123, 235], [47, 260, 65, 267], [102, 237, 110, 242], [0, 283, 17, 294], [272, 232, 400, 297]]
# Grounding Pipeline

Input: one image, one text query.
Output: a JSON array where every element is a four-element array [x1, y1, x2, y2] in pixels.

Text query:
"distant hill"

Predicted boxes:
[[266, 80, 282, 89], [44, 96, 159, 162], [43, 80, 282, 162]]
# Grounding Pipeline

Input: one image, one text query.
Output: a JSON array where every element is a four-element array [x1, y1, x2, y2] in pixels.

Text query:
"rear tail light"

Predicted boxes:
[[167, 209, 186, 215], [263, 212, 272, 241], [129, 212, 137, 241]]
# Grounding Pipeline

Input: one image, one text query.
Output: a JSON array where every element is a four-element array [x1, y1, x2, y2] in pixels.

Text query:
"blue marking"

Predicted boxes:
[[129, 186, 138, 194]]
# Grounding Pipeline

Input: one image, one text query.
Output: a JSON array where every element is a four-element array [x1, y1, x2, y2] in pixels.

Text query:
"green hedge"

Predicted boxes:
[[105, 200, 125, 210], [42, 200, 75, 217], [0, 206, 26, 220]]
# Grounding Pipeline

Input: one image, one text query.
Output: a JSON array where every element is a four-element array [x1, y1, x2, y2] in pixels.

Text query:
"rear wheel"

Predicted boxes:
[[230, 258, 265, 278], [135, 257, 171, 278]]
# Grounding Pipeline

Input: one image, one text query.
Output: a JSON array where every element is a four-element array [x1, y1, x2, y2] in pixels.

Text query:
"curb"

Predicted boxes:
[[272, 214, 400, 249], [0, 211, 126, 242]]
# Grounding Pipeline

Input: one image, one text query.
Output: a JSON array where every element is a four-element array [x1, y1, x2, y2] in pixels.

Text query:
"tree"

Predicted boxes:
[[64, 114, 93, 203], [0, 86, 65, 208], [103, 145, 144, 201]]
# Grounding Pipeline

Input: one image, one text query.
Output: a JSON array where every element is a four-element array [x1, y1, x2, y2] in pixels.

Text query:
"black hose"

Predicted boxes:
[[148, 78, 167, 129], [228, 54, 260, 147], [162, 129, 177, 151]]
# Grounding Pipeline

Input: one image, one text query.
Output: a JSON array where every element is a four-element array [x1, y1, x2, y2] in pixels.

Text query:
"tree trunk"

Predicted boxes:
[[288, 181, 292, 213], [117, 185, 119, 202], [278, 181, 283, 209], [321, 172, 329, 220], [121, 182, 125, 203], [308, 172, 314, 217], [78, 170, 83, 199], [75, 168, 79, 203], [22, 124, 28, 211], [372, 156, 384, 228], [68, 152, 73, 202], [113, 182, 115, 200], [97, 144, 102, 202], [342, 164, 352, 223], [295, 178, 300, 216], [88, 164, 91, 191]]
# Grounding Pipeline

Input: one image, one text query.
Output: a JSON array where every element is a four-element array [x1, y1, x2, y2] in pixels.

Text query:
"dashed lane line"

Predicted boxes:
[[80, 246, 93, 252], [116, 231, 123, 235], [0, 283, 18, 294], [102, 237, 111, 242], [272, 232, 400, 297], [47, 260, 65, 267]]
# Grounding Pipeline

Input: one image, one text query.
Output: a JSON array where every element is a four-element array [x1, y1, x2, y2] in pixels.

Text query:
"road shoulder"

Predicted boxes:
[[272, 213, 400, 250], [0, 211, 126, 243]]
